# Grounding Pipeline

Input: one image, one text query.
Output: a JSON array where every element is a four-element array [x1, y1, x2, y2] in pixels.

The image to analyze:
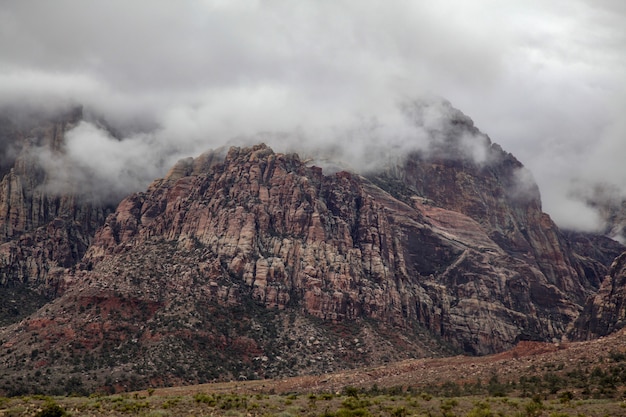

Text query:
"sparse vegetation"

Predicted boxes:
[[0, 348, 623, 416], [33, 400, 68, 417], [3, 387, 626, 417]]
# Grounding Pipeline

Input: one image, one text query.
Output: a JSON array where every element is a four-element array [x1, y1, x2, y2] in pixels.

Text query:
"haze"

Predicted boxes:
[[1, 0, 624, 233]]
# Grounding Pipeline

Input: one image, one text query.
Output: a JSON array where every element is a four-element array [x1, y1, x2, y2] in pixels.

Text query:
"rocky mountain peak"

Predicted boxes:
[[0, 104, 624, 395]]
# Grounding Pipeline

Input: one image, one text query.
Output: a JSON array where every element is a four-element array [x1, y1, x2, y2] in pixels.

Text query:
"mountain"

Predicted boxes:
[[570, 250, 626, 340], [568, 191, 626, 340], [0, 107, 113, 326], [0, 102, 623, 395], [600, 199, 626, 244]]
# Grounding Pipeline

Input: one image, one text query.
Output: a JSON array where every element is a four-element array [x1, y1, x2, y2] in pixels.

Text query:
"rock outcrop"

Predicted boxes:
[[79, 141, 591, 353], [371, 102, 608, 306], [570, 251, 626, 340], [0, 102, 622, 394], [0, 107, 112, 320]]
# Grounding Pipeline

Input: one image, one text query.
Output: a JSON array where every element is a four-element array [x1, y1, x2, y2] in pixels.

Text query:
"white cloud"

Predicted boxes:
[[0, 0, 624, 232]]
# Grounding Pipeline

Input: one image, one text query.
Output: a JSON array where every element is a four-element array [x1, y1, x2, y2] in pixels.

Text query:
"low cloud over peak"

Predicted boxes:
[[0, 1, 624, 233]]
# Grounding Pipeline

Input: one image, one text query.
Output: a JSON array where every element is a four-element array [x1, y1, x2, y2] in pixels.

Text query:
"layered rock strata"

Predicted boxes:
[[571, 251, 626, 339], [0, 107, 111, 308], [0, 102, 623, 394], [16, 141, 604, 358]]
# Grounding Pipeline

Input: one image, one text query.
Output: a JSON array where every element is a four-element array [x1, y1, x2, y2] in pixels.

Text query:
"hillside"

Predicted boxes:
[[4, 329, 626, 416]]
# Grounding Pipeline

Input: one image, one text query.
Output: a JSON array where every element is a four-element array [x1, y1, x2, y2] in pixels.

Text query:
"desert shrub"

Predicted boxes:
[[558, 390, 574, 403], [114, 399, 150, 413], [34, 402, 68, 417], [341, 397, 370, 410], [219, 394, 247, 410], [161, 397, 180, 409], [146, 411, 170, 417], [194, 392, 216, 405], [390, 405, 408, 417], [543, 372, 564, 394], [440, 398, 458, 412], [343, 386, 359, 398], [524, 396, 544, 417], [440, 380, 462, 397], [487, 375, 509, 397], [335, 407, 370, 417], [466, 400, 492, 417]]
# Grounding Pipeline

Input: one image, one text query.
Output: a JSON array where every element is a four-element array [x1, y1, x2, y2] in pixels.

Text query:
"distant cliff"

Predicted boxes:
[[0, 107, 112, 323], [570, 251, 626, 340]]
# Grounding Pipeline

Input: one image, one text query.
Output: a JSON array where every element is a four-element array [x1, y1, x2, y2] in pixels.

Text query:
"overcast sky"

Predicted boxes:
[[0, 0, 624, 233]]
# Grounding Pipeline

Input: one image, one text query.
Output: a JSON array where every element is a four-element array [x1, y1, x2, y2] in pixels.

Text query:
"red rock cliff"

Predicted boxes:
[[80, 142, 590, 354]]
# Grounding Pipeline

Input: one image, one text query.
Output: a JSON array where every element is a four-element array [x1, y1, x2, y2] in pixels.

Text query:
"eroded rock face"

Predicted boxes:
[[370, 112, 603, 307], [0, 108, 111, 298], [561, 231, 625, 290], [571, 251, 626, 340], [0, 103, 622, 394], [67, 143, 592, 355]]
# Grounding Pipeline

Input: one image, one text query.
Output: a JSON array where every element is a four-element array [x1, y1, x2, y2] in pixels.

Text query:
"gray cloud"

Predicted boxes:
[[0, 0, 624, 232], [31, 121, 167, 203]]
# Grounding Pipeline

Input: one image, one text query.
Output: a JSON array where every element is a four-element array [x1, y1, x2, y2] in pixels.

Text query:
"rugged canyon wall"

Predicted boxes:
[[0, 103, 623, 394], [80, 140, 610, 355], [566, 189, 626, 340], [0, 108, 112, 323], [570, 251, 626, 340]]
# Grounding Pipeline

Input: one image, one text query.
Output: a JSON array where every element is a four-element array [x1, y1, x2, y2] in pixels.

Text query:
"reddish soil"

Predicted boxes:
[[145, 328, 626, 397]]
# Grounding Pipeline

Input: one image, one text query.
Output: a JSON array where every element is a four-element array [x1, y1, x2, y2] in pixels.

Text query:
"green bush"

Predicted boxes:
[[193, 392, 216, 405], [34, 402, 68, 417], [466, 401, 492, 417], [343, 386, 359, 398], [524, 396, 544, 417]]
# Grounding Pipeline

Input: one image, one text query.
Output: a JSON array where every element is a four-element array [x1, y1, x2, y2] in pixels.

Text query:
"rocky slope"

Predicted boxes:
[[0, 102, 622, 395], [570, 250, 626, 340], [567, 190, 626, 341], [0, 107, 112, 324], [78, 140, 596, 354]]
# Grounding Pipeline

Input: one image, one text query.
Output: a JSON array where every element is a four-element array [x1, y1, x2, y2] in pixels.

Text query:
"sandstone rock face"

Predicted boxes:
[[570, 251, 626, 340], [561, 231, 625, 290], [58, 143, 604, 355], [0, 108, 111, 303], [0, 103, 622, 394], [371, 107, 604, 307]]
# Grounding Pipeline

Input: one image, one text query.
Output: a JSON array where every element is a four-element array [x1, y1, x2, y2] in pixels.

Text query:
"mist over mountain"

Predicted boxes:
[[10, 97, 516, 206], [1, 0, 626, 396], [1, 93, 619, 238], [1, 97, 626, 395], [1, 1, 625, 234], [568, 182, 626, 243]]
